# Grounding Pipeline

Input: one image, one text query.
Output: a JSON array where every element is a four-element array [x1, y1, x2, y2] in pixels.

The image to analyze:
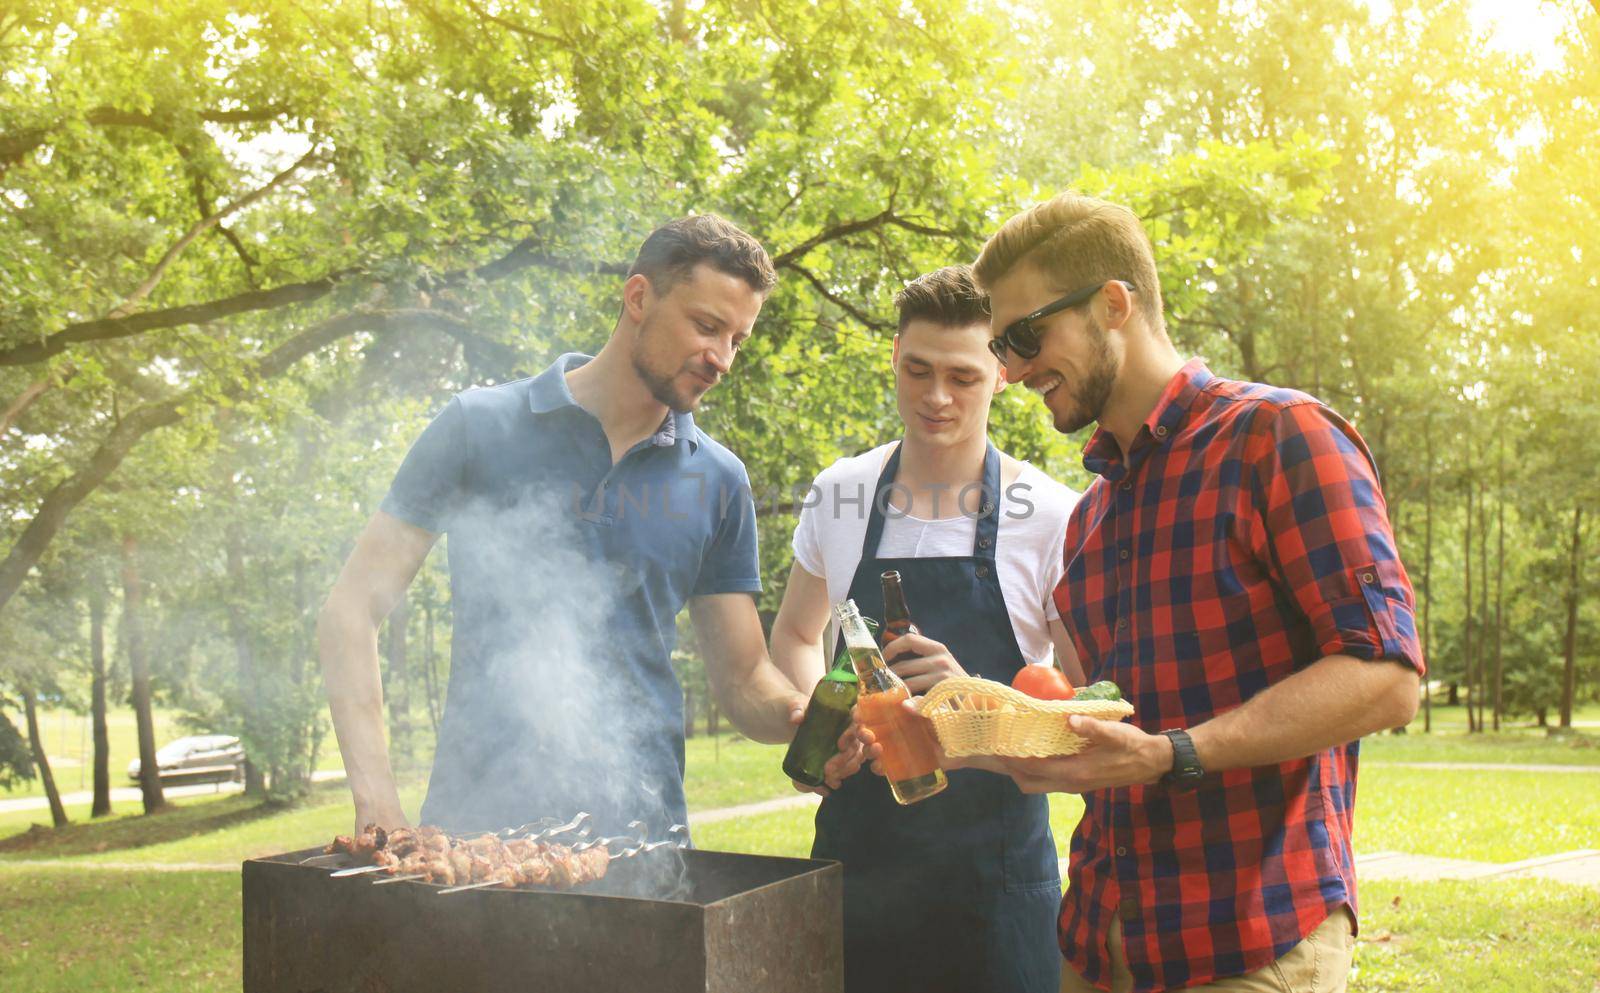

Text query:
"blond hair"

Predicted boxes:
[[973, 193, 1164, 333]]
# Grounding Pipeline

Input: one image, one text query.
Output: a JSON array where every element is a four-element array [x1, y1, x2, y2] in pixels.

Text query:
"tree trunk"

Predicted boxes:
[[22, 688, 69, 828], [225, 524, 267, 798], [89, 582, 112, 817], [1421, 413, 1434, 732], [121, 535, 165, 813], [683, 684, 697, 740], [1463, 476, 1476, 732], [1476, 476, 1489, 734], [1560, 505, 1583, 728], [1492, 437, 1505, 732], [385, 593, 411, 761]]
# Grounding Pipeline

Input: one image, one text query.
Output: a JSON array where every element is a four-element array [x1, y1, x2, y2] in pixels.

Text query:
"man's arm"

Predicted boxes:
[[992, 653, 1419, 794], [689, 592, 808, 745], [768, 561, 832, 692], [317, 510, 437, 830]]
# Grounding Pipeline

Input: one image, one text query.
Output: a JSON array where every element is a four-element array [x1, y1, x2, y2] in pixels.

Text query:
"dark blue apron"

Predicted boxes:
[[812, 442, 1062, 993]]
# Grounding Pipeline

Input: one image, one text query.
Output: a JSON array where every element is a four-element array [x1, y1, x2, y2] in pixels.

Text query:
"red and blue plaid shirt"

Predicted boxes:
[[1054, 359, 1425, 992]]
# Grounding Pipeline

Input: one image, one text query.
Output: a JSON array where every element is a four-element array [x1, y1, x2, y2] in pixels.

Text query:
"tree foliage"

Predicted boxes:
[[1, 0, 1595, 791]]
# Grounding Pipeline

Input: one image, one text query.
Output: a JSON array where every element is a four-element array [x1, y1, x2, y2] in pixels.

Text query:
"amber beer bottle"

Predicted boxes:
[[880, 570, 920, 646], [833, 599, 947, 805]]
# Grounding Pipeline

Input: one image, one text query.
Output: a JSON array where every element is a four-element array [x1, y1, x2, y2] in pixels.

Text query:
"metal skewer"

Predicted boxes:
[[436, 821, 652, 895], [367, 813, 596, 886]]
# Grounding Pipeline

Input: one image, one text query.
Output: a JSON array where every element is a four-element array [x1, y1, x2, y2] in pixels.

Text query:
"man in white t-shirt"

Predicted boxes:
[[769, 265, 1081, 993]]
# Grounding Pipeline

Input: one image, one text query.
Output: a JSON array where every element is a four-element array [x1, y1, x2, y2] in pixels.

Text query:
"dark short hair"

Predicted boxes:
[[628, 214, 777, 296], [892, 265, 990, 333]]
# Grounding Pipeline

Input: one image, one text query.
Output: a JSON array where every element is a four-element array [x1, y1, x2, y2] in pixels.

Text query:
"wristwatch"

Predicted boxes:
[[1159, 729, 1205, 791]]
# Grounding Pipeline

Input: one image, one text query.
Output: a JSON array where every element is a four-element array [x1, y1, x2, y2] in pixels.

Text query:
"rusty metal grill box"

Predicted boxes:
[[244, 846, 843, 993]]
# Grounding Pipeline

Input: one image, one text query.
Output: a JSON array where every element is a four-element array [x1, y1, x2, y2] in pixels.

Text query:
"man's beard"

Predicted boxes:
[[1054, 315, 1118, 434], [630, 318, 700, 414]]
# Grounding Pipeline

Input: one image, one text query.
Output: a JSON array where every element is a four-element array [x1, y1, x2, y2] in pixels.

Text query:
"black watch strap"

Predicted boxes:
[[1160, 729, 1205, 791]]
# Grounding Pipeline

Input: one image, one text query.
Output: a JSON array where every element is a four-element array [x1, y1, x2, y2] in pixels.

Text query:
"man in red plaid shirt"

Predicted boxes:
[[956, 193, 1426, 992]]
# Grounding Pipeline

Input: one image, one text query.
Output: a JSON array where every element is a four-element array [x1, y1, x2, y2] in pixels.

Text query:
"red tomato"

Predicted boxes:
[[1011, 665, 1076, 700]]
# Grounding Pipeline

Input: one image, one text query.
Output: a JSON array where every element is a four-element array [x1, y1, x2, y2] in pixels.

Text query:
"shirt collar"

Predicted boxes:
[[1082, 357, 1213, 481], [527, 352, 697, 451]]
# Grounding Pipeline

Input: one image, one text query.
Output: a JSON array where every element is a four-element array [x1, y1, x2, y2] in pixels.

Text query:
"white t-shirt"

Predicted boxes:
[[792, 442, 1080, 664]]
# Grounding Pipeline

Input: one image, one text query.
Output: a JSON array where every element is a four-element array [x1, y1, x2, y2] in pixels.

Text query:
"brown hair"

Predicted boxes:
[[972, 193, 1164, 332], [628, 214, 777, 296], [892, 265, 990, 332]]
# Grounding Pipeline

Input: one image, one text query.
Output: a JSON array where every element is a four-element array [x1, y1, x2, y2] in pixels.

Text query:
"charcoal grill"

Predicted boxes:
[[243, 843, 843, 993]]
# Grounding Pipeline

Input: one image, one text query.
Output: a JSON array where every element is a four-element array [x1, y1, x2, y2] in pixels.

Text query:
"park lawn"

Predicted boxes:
[[1354, 765, 1600, 863], [1403, 700, 1600, 735], [2, 868, 1595, 993], [0, 781, 426, 866], [0, 863, 240, 992], [683, 731, 795, 809], [1364, 727, 1600, 766], [1352, 878, 1600, 992], [0, 734, 785, 865]]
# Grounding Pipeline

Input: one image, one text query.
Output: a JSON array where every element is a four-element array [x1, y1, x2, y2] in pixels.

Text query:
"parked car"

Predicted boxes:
[[127, 734, 246, 785]]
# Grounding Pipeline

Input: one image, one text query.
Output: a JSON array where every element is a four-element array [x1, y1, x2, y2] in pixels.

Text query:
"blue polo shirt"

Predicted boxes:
[[380, 353, 761, 836]]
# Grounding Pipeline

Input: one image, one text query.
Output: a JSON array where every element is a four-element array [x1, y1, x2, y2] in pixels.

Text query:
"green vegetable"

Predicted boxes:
[[1074, 680, 1123, 701]]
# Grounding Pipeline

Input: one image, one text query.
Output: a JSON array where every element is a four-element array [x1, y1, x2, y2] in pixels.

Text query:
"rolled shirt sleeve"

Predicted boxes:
[[379, 397, 468, 535], [1247, 400, 1426, 675]]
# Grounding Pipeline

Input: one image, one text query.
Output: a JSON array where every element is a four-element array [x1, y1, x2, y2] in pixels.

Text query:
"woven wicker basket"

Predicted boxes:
[[915, 676, 1135, 758]]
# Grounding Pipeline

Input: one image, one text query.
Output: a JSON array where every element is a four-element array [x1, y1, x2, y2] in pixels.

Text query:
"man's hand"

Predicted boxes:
[[996, 715, 1172, 794], [352, 801, 410, 837], [787, 704, 871, 796], [881, 633, 968, 694]]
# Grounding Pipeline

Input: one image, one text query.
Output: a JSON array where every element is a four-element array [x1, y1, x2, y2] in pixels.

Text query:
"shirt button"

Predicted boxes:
[[1119, 548, 1130, 561], [1115, 846, 1127, 857], [1120, 481, 1133, 492], [980, 502, 995, 515], [979, 537, 993, 550], [976, 565, 990, 578], [1153, 424, 1169, 438], [1116, 617, 1128, 631], [1361, 572, 1376, 584]]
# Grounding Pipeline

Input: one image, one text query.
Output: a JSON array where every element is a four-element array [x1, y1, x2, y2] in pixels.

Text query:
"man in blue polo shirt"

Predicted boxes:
[[317, 215, 814, 838]]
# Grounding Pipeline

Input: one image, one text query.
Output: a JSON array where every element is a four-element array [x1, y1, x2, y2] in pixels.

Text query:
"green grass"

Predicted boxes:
[[3, 742, 1599, 993], [0, 864, 240, 992], [682, 732, 794, 810], [1404, 699, 1600, 736], [693, 793, 1089, 860], [1365, 726, 1600, 766], [3, 865, 1590, 993], [1350, 879, 1600, 992], [0, 733, 788, 866], [0, 781, 432, 866], [1355, 765, 1600, 863]]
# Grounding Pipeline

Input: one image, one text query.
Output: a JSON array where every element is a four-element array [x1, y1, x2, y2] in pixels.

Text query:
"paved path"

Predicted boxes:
[[0, 770, 346, 816], [688, 791, 820, 825], [1353, 849, 1600, 887]]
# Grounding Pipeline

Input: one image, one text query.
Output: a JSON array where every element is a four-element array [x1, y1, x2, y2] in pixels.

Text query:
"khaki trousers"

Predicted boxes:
[[1059, 908, 1356, 993]]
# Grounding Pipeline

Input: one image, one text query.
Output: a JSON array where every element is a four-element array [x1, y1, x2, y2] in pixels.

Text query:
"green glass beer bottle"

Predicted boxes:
[[782, 648, 861, 788]]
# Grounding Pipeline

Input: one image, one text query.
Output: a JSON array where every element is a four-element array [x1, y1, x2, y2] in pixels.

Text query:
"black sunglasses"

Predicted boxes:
[[987, 280, 1136, 361]]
